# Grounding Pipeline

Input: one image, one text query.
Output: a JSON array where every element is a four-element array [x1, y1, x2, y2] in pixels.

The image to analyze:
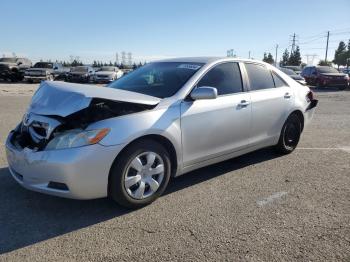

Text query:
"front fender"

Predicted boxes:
[[87, 104, 182, 159]]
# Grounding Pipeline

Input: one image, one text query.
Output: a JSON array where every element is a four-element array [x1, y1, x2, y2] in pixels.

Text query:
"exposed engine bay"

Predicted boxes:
[[11, 99, 156, 151]]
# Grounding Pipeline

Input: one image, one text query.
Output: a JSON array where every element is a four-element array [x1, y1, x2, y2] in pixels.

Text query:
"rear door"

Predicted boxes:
[[244, 63, 293, 146]]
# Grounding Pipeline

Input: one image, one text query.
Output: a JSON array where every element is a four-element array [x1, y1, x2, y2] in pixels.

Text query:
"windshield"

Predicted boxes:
[[71, 66, 88, 72], [317, 66, 339, 73], [33, 62, 53, 69], [100, 67, 115, 72], [0, 58, 17, 63], [108, 62, 204, 98]]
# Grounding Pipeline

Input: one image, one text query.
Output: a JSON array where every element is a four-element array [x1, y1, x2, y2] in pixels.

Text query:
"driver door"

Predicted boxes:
[[180, 62, 251, 167]]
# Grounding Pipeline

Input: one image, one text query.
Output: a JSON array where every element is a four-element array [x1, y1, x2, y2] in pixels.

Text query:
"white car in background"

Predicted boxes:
[[94, 66, 124, 83]]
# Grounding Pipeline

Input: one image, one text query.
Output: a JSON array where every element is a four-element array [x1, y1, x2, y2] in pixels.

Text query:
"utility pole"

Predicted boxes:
[[291, 33, 296, 53], [275, 44, 279, 66], [248, 51, 251, 59], [325, 31, 330, 62]]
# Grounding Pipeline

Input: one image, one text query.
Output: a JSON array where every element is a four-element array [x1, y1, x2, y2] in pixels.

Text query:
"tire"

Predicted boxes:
[[109, 139, 171, 208], [338, 85, 346, 90], [275, 114, 302, 154]]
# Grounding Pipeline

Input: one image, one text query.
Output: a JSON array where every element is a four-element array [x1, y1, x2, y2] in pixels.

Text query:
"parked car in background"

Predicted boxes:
[[67, 66, 95, 83], [281, 66, 302, 75], [5, 57, 318, 208], [301, 66, 349, 90], [94, 66, 124, 83], [0, 57, 32, 82], [342, 68, 350, 76], [24, 62, 64, 82], [279, 67, 306, 85]]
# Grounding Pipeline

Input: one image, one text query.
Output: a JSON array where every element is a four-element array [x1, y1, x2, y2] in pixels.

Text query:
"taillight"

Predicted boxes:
[[306, 90, 314, 102]]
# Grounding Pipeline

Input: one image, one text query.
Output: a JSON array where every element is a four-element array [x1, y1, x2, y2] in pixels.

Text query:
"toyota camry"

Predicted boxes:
[[6, 57, 318, 208]]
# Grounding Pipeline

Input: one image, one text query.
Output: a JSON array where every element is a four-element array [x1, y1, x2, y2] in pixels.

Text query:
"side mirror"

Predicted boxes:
[[190, 86, 218, 100], [53, 67, 58, 70], [17, 62, 23, 66]]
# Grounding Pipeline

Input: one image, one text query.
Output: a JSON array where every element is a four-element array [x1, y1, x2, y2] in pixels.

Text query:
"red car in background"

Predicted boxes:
[[301, 66, 349, 90]]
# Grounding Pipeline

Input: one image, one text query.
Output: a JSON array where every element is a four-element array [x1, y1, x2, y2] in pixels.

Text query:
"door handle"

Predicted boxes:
[[238, 100, 250, 107], [284, 92, 291, 99]]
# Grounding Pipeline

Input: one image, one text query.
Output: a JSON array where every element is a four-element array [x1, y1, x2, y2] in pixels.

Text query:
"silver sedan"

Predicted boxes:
[[5, 57, 318, 208]]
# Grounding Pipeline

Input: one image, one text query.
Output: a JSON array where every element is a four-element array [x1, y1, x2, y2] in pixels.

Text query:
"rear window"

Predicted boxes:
[[272, 72, 288, 87], [245, 63, 275, 90]]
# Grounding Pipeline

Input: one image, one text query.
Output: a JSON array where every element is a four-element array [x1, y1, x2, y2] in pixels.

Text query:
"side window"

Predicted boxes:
[[245, 63, 275, 91], [272, 71, 288, 87], [197, 62, 243, 95]]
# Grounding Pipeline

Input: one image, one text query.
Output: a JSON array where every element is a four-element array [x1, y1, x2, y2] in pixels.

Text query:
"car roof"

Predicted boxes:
[[156, 56, 267, 65]]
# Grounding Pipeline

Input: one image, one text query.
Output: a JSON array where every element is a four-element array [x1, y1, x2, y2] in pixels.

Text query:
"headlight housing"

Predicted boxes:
[[45, 128, 110, 150]]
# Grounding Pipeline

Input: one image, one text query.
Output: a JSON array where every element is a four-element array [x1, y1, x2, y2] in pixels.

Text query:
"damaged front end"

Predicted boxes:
[[10, 81, 160, 151]]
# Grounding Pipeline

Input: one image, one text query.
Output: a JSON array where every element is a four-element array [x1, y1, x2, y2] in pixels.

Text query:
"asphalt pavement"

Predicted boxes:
[[0, 83, 349, 261]]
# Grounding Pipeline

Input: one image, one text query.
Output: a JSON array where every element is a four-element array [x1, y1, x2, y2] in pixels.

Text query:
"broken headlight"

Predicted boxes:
[[45, 128, 110, 150]]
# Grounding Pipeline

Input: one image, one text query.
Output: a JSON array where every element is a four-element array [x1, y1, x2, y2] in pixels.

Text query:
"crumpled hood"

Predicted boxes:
[[28, 81, 161, 117]]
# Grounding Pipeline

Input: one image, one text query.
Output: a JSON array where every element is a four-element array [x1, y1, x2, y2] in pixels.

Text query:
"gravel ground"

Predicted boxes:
[[0, 83, 349, 261]]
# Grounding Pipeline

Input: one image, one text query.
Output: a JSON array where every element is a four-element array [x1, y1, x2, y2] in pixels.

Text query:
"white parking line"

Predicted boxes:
[[257, 191, 288, 207], [297, 147, 350, 153]]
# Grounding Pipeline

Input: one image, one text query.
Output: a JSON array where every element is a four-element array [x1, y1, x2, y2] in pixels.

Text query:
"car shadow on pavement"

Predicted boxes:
[[0, 148, 280, 254]]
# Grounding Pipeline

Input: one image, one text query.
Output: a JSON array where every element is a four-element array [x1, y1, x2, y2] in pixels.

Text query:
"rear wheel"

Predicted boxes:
[[275, 114, 302, 154], [338, 85, 346, 90], [109, 139, 171, 208]]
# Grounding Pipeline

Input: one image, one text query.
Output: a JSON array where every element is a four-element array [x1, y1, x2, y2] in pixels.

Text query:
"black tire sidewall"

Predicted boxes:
[[109, 139, 171, 208], [277, 114, 301, 154]]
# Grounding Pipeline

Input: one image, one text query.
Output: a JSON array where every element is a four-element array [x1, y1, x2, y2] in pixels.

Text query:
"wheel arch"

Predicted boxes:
[[289, 110, 304, 131], [107, 134, 179, 196]]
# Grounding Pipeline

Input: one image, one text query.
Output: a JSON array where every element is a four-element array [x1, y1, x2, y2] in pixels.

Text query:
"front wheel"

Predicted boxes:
[[275, 114, 302, 154], [109, 139, 171, 209]]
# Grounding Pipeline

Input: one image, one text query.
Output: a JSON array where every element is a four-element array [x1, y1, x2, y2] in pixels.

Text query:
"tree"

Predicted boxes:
[[92, 60, 98, 67], [280, 49, 289, 66], [262, 52, 274, 64], [109, 61, 113, 66], [318, 60, 332, 66], [333, 41, 347, 69], [288, 46, 302, 66]]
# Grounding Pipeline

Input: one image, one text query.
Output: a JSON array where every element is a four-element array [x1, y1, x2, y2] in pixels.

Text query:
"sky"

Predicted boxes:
[[1, 0, 349, 65]]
